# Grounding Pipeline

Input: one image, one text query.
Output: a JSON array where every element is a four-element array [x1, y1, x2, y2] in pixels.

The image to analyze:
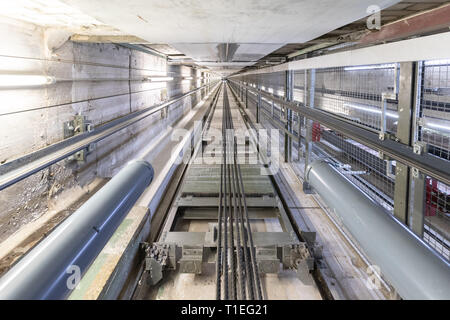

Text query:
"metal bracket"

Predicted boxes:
[[303, 181, 314, 194], [64, 115, 94, 162], [281, 243, 314, 284], [378, 150, 391, 161], [413, 142, 427, 155], [144, 242, 171, 286], [63, 115, 92, 138], [160, 106, 169, 119], [412, 167, 421, 179], [256, 246, 280, 274], [179, 246, 203, 274], [379, 132, 396, 141], [282, 243, 310, 268], [204, 223, 218, 247], [300, 232, 323, 259]]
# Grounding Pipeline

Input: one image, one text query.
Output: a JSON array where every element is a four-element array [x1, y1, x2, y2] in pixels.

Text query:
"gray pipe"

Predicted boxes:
[[306, 160, 450, 300], [0, 160, 154, 300]]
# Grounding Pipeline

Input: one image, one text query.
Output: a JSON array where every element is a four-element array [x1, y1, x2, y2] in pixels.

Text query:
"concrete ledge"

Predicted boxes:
[[68, 206, 150, 300]]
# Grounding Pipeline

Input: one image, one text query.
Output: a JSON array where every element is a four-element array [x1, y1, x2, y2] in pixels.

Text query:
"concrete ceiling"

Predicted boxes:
[[61, 0, 401, 75]]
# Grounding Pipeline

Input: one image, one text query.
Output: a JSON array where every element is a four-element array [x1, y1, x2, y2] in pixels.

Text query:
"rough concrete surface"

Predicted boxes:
[[0, 16, 211, 275]]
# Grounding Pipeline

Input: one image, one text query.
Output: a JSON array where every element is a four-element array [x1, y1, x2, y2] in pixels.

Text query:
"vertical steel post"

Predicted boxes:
[[285, 70, 293, 162], [409, 62, 426, 236], [297, 111, 302, 162], [393, 62, 416, 225], [245, 85, 248, 109], [304, 69, 315, 174], [256, 84, 261, 123]]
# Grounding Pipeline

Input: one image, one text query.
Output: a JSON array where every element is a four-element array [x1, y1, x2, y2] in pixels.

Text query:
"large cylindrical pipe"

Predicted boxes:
[[306, 160, 450, 300], [0, 160, 154, 300]]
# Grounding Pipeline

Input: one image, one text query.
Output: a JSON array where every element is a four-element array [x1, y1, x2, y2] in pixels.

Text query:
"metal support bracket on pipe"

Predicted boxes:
[[305, 160, 450, 300]]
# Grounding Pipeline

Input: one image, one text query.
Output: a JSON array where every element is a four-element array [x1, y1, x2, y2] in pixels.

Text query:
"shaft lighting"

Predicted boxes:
[[343, 102, 399, 119], [424, 59, 450, 66], [425, 122, 450, 132], [344, 64, 396, 71], [421, 118, 450, 132], [0, 75, 55, 88], [146, 76, 173, 82]]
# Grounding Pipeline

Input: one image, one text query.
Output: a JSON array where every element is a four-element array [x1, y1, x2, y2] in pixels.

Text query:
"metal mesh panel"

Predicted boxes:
[[312, 126, 395, 212], [418, 59, 450, 161], [258, 72, 285, 97], [247, 89, 258, 119], [423, 177, 450, 260], [232, 59, 450, 261], [293, 70, 306, 106], [312, 64, 398, 132], [416, 59, 450, 260]]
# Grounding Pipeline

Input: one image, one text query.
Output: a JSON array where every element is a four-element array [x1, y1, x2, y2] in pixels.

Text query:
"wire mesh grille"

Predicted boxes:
[[313, 126, 395, 212], [293, 70, 306, 106], [418, 59, 450, 161], [294, 64, 399, 133], [257, 72, 285, 97], [231, 58, 450, 261], [423, 177, 450, 260]]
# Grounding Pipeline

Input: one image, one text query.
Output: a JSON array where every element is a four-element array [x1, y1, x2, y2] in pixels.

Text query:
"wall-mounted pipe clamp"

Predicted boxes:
[[305, 160, 450, 299], [64, 115, 94, 162]]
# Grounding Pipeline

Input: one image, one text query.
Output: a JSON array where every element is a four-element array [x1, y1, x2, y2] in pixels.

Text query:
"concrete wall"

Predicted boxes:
[[0, 17, 208, 253]]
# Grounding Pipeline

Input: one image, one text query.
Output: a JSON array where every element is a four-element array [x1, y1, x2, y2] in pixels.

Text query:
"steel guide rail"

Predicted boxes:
[[229, 80, 450, 186], [0, 82, 219, 191]]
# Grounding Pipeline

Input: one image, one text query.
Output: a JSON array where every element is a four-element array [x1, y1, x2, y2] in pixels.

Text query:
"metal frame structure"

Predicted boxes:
[[228, 80, 449, 185], [141, 82, 321, 300], [228, 43, 450, 265]]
